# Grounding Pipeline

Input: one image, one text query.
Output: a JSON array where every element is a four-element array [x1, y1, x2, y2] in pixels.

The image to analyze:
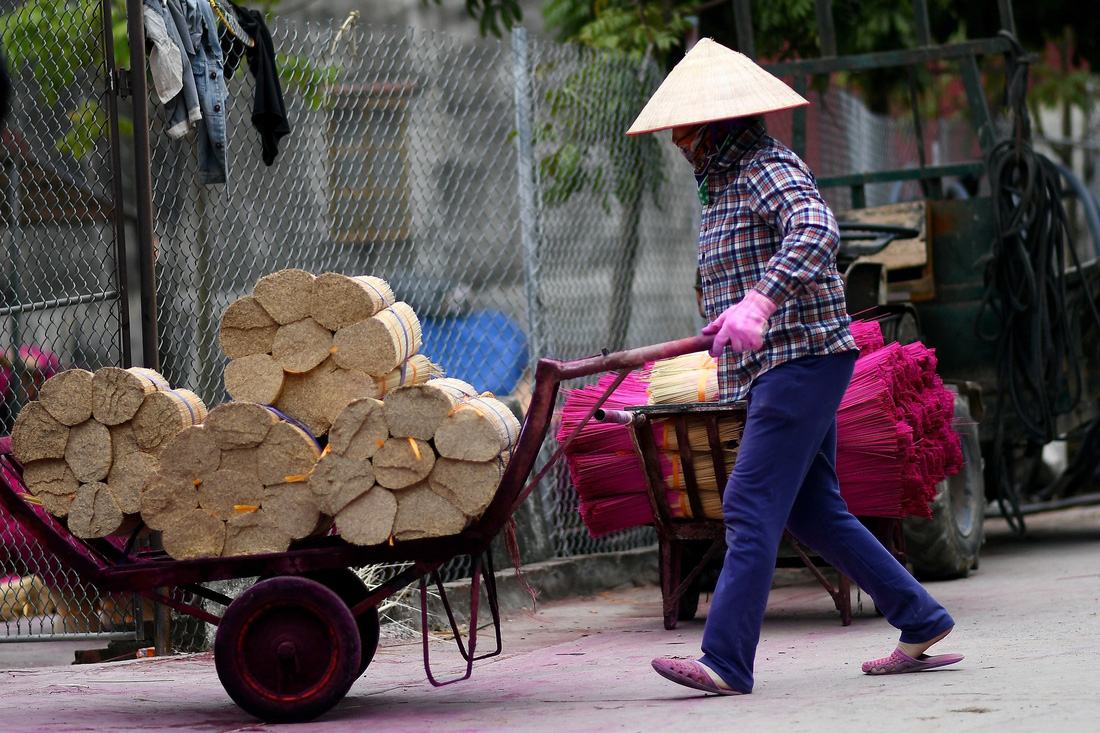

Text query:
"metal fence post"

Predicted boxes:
[[509, 27, 561, 563], [123, 0, 161, 374], [123, 0, 170, 657], [4, 155, 24, 416], [512, 27, 544, 366], [101, 0, 133, 368]]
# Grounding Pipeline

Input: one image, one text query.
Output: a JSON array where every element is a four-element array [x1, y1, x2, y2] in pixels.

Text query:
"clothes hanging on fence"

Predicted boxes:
[[143, 0, 200, 140], [183, 0, 229, 184], [220, 1, 290, 166], [142, 2, 182, 102], [163, 0, 202, 136]]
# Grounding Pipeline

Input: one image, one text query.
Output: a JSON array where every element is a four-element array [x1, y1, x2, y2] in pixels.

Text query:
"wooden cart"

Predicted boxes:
[[594, 401, 906, 630]]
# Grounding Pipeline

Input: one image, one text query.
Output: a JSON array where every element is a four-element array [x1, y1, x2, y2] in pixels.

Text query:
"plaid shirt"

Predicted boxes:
[[697, 122, 856, 400]]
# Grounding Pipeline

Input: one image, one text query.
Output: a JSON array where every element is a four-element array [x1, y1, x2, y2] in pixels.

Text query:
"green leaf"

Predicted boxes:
[[277, 53, 342, 110], [56, 98, 106, 159]]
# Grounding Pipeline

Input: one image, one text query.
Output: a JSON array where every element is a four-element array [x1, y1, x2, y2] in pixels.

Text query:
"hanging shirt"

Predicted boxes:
[[696, 121, 857, 401], [221, 2, 290, 165], [142, 1, 183, 103]]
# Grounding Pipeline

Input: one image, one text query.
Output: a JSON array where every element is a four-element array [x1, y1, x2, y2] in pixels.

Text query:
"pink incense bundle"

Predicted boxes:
[[557, 367, 659, 537], [851, 318, 885, 355], [894, 345, 963, 517], [836, 321, 963, 519], [566, 450, 651, 500], [837, 348, 911, 517], [579, 494, 655, 537], [556, 369, 651, 454]]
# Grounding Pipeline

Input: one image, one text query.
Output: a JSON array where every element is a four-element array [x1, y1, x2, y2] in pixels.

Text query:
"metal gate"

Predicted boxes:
[[1, 0, 137, 641]]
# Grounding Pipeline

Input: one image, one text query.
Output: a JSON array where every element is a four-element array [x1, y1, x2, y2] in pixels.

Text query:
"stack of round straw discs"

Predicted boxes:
[[220, 270, 435, 437], [309, 378, 521, 546], [139, 402, 325, 560], [11, 366, 207, 539]]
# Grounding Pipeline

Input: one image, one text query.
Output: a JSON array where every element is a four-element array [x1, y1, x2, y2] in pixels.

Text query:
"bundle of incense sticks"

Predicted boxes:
[[851, 318, 885, 356], [836, 321, 963, 518], [578, 494, 655, 537], [557, 361, 744, 535], [650, 415, 742, 452], [557, 369, 656, 537], [837, 347, 912, 516], [556, 369, 652, 455], [647, 351, 719, 404]]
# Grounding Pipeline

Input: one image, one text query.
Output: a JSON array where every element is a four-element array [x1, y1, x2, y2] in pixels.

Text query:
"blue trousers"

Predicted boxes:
[[699, 352, 954, 693]]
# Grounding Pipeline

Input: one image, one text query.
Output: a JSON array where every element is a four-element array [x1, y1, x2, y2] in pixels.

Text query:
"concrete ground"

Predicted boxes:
[[1, 505, 1098, 732]]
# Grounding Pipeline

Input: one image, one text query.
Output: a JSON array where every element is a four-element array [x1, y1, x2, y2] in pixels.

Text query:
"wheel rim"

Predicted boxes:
[[301, 568, 381, 676], [235, 599, 343, 701], [946, 469, 976, 538], [946, 407, 984, 539]]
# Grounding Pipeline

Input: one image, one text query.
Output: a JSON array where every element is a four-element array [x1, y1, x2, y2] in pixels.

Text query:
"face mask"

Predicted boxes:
[[676, 125, 710, 168], [677, 118, 759, 170], [680, 129, 708, 167]]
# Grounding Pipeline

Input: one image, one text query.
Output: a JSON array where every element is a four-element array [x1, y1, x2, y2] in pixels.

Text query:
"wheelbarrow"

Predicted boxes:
[[0, 334, 713, 724]]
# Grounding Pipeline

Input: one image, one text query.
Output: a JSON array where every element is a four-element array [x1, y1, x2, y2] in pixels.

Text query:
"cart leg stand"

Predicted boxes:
[[781, 531, 852, 626], [658, 535, 683, 628], [658, 535, 724, 630], [149, 531, 173, 655]]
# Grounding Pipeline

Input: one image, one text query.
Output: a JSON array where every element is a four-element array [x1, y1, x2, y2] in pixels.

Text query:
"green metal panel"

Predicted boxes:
[[763, 38, 1012, 77], [818, 162, 984, 190], [912, 198, 999, 390]]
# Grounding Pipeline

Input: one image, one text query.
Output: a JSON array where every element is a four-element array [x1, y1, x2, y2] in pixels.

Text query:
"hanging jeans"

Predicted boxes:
[[699, 350, 954, 693]]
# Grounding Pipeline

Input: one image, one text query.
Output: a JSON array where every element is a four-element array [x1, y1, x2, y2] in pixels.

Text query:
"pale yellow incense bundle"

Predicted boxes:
[[310, 273, 396, 331], [331, 301, 423, 376], [650, 414, 743, 452], [661, 446, 739, 495], [434, 395, 521, 462], [666, 488, 723, 521], [647, 351, 719, 405]]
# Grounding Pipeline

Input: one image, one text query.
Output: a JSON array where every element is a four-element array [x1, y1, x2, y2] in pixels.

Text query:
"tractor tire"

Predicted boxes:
[[879, 308, 920, 346], [902, 392, 985, 580]]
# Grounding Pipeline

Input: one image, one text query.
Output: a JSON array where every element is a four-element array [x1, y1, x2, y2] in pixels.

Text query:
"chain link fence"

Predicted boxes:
[[2, 6, 996, 642]]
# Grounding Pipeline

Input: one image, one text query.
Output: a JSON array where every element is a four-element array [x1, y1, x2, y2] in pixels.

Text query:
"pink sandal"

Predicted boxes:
[[862, 648, 964, 675], [651, 657, 744, 695]]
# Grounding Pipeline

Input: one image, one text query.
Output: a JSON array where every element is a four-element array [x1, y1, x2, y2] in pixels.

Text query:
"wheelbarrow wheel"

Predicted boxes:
[[215, 576, 362, 724], [301, 568, 381, 677]]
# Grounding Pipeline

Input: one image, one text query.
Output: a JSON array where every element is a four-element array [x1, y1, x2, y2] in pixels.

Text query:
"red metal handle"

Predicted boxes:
[[547, 333, 714, 382]]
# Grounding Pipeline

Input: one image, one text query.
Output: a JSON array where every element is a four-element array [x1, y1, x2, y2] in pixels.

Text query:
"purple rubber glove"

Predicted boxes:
[[701, 289, 778, 356]]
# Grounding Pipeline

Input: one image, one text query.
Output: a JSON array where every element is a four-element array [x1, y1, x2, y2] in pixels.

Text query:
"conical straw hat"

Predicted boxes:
[[626, 38, 808, 136]]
